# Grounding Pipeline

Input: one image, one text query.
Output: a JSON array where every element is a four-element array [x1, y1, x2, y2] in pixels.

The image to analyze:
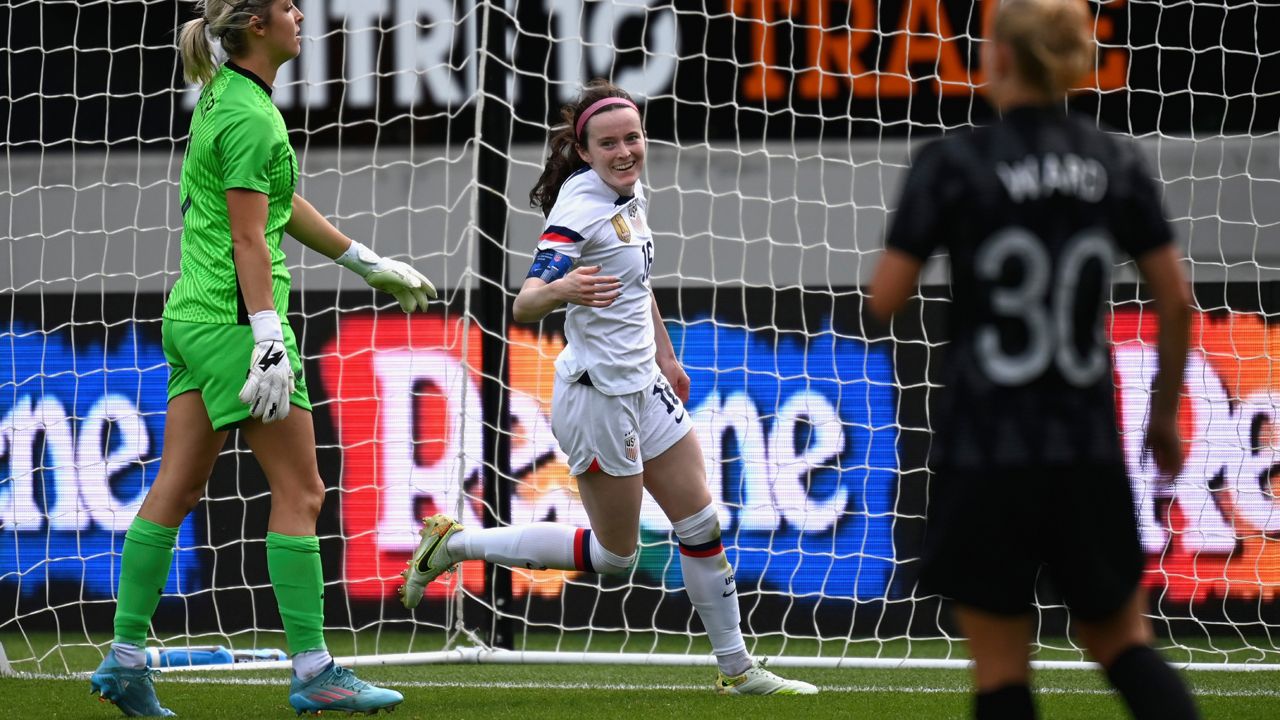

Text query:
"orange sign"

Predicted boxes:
[[728, 0, 1129, 101]]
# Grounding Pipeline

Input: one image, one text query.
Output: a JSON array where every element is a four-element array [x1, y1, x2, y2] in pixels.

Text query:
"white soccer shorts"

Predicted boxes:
[[551, 370, 693, 477]]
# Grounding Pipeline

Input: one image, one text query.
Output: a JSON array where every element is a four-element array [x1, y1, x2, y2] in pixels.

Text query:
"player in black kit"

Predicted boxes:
[[869, 0, 1198, 718]]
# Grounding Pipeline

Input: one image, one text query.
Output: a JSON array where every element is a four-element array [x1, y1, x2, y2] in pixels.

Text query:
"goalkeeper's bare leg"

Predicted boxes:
[[92, 391, 225, 716], [241, 410, 403, 715]]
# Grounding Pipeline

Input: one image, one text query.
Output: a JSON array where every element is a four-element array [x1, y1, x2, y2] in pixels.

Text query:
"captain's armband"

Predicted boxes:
[[527, 249, 575, 283]]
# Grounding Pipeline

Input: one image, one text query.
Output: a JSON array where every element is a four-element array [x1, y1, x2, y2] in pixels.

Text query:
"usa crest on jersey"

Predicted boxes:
[[624, 199, 649, 235]]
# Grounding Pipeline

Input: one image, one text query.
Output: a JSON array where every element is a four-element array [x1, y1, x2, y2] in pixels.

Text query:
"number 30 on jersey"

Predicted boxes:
[[976, 228, 1114, 387]]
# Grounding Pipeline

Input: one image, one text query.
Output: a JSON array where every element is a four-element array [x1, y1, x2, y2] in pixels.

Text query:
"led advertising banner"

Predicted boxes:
[[1113, 309, 1280, 603], [7, 300, 1280, 614], [0, 323, 202, 597], [317, 313, 898, 603]]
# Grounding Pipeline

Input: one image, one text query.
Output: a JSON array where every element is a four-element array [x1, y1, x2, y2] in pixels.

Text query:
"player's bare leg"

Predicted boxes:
[[1074, 588, 1153, 667], [575, 468, 644, 557], [138, 390, 228, 526], [645, 432, 817, 695], [92, 391, 226, 717], [240, 409, 326, 537], [242, 410, 403, 715], [954, 605, 1036, 718], [1076, 590, 1198, 720]]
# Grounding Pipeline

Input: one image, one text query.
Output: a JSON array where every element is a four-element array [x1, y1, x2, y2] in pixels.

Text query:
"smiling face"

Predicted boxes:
[[254, 0, 304, 65], [575, 106, 645, 197]]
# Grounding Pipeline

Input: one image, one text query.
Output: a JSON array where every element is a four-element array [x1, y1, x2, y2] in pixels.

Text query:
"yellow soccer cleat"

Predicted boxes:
[[715, 664, 819, 695], [397, 514, 464, 609]]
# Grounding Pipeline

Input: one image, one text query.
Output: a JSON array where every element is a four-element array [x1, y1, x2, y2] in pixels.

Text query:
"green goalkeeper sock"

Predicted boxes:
[[266, 532, 327, 655], [113, 516, 179, 647]]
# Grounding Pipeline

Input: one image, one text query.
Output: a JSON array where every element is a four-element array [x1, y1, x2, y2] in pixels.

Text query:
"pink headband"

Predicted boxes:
[[575, 97, 639, 140]]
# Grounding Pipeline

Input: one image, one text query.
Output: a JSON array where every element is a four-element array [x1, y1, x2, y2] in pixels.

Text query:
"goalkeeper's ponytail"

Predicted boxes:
[[179, 0, 277, 86], [530, 79, 637, 217], [179, 16, 217, 85]]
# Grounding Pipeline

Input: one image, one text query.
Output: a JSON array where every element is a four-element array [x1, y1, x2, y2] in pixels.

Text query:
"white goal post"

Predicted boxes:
[[2, 0, 1279, 675]]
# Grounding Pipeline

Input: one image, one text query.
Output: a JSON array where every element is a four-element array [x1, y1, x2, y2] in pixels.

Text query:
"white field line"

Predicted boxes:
[[10, 673, 1280, 698]]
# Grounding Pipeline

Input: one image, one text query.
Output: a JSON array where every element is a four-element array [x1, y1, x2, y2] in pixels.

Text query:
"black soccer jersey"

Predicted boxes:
[[886, 106, 1173, 470]]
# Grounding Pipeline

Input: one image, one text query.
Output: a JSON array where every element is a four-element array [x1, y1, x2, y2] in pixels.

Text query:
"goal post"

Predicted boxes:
[[2, 0, 1279, 675]]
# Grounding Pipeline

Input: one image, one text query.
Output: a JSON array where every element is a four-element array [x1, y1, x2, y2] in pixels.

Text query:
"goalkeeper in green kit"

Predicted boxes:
[[89, 1, 432, 716]]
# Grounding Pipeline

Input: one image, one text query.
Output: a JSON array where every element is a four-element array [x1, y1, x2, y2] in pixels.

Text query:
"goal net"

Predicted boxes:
[[2, 0, 1278, 674]]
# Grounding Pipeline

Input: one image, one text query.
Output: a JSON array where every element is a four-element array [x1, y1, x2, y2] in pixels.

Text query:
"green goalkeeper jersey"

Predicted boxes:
[[164, 62, 298, 325]]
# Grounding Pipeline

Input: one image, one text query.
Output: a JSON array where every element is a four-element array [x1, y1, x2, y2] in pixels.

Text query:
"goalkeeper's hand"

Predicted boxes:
[[238, 310, 295, 424], [336, 240, 437, 313]]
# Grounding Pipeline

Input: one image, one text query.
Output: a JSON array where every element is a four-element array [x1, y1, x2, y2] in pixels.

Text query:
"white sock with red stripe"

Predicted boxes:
[[445, 523, 618, 572], [672, 504, 751, 676]]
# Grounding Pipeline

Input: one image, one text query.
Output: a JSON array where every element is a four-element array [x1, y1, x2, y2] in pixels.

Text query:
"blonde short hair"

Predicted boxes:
[[993, 0, 1096, 98]]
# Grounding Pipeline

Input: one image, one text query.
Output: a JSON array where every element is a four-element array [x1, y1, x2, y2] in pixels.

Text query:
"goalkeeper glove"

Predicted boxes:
[[336, 240, 437, 312], [238, 310, 296, 424]]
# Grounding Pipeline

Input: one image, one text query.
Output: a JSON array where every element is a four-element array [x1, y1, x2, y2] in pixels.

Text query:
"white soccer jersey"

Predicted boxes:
[[537, 167, 658, 396]]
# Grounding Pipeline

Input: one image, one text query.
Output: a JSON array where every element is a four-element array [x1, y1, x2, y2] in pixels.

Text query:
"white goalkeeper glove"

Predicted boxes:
[[238, 310, 295, 424], [336, 240, 437, 312]]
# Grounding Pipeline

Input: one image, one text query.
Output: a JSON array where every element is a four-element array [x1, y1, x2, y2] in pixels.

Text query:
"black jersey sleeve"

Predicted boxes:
[[885, 139, 960, 261], [1112, 140, 1174, 260]]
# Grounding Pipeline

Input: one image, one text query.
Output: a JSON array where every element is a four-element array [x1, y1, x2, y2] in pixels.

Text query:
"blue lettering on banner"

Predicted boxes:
[[0, 323, 200, 596], [651, 320, 898, 600]]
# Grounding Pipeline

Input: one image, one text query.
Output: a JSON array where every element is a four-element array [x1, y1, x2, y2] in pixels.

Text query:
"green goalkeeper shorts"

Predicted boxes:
[[163, 317, 312, 431]]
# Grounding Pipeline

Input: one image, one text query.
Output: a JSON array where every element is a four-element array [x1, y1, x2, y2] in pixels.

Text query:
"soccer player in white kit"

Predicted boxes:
[[398, 80, 816, 695]]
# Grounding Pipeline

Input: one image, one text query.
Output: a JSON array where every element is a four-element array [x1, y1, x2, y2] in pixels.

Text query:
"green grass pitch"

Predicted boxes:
[[3, 632, 1277, 718]]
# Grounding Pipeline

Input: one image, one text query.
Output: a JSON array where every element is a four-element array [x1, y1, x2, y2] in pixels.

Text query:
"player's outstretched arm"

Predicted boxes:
[[287, 194, 438, 312], [512, 265, 621, 323], [1136, 244, 1192, 477], [229, 188, 294, 424], [287, 193, 352, 259]]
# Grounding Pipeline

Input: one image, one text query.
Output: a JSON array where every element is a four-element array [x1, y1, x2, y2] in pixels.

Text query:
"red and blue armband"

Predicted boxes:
[[527, 249, 575, 283]]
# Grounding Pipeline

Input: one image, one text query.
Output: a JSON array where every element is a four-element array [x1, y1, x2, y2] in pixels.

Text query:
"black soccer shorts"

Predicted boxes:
[[916, 463, 1146, 621]]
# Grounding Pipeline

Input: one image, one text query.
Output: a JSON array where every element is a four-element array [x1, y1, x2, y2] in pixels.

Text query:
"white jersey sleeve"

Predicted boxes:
[[541, 168, 658, 396], [537, 167, 611, 259]]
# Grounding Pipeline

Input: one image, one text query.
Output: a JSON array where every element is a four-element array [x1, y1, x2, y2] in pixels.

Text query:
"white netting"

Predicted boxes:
[[2, 0, 1278, 672]]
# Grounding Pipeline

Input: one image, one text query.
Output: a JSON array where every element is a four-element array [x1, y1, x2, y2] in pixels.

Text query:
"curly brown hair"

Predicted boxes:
[[529, 80, 638, 217]]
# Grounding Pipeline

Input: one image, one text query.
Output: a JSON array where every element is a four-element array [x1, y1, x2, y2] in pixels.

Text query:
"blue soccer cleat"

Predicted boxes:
[[89, 652, 175, 717], [289, 663, 403, 716]]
